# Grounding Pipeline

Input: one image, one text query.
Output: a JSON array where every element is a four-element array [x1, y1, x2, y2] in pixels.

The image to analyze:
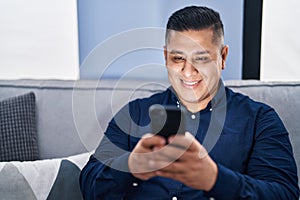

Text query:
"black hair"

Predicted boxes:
[[166, 6, 224, 45]]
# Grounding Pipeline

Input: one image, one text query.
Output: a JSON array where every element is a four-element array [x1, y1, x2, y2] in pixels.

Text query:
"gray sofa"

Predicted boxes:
[[0, 79, 299, 199]]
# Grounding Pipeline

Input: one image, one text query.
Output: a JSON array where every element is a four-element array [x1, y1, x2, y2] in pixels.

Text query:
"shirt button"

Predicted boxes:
[[191, 114, 196, 119], [132, 182, 138, 187], [172, 197, 177, 200]]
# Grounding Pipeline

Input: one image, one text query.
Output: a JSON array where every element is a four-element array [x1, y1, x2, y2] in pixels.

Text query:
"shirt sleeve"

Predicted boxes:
[[79, 103, 142, 200], [206, 106, 299, 199]]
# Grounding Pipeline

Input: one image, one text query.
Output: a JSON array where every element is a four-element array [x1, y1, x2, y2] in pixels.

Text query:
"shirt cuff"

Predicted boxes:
[[110, 152, 142, 188], [205, 163, 240, 199]]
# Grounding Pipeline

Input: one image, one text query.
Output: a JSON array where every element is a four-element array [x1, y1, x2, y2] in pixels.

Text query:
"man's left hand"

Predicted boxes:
[[150, 132, 218, 191]]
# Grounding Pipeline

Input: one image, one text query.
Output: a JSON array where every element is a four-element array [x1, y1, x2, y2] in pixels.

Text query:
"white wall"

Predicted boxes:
[[261, 0, 300, 81], [0, 0, 79, 80]]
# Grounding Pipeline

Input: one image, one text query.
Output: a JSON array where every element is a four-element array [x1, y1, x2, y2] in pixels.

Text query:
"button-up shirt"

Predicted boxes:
[[80, 82, 299, 199]]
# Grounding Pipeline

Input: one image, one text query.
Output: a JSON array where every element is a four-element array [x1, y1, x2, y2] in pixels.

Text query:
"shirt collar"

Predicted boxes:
[[168, 79, 227, 113]]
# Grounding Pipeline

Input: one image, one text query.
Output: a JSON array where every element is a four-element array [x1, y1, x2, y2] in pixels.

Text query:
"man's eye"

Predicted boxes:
[[195, 57, 209, 62], [173, 56, 185, 62]]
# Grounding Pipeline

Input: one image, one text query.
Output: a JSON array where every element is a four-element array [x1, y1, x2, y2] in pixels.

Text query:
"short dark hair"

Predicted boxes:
[[166, 6, 224, 45]]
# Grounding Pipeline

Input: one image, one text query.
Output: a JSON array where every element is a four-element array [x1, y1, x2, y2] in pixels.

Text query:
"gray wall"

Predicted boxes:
[[77, 0, 243, 80]]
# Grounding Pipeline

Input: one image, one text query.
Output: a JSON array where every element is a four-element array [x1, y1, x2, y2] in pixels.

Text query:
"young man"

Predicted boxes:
[[80, 6, 299, 199]]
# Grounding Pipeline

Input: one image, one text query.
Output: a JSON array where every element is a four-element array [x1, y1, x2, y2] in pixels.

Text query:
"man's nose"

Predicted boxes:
[[182, 60, 198, 78]]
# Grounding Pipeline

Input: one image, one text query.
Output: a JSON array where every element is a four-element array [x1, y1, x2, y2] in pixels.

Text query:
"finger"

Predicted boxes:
[[155, 163, 185, 179], [169, 132, 208, 159], [168, 132, 200, 152], [150, 132, 198, 161], [140, 134, 166, 149], [153, 143, 187, 161], [130, 155, 162, 174], [148, 158, 182, 171], [132, 171, 157, 180]]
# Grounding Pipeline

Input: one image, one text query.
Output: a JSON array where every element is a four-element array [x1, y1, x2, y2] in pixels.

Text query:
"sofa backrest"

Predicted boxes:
[[0, 79, 169, 159], [0, 79, 299, 179]]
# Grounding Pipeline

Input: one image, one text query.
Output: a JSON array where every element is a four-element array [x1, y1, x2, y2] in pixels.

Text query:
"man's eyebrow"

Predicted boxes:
[[169, 50, 184, 54], [193, 50, 210, 55], [168, 50, 210, 55]]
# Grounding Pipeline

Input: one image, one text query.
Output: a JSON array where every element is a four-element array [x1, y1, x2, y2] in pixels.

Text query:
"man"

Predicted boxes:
[[80, 6, 299, 199]]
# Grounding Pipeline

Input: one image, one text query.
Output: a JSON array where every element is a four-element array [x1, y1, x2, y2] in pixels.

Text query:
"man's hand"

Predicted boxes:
[[128, 132, 218, 191], [128, 133, 166, 180], [153, 132, 218, 191]]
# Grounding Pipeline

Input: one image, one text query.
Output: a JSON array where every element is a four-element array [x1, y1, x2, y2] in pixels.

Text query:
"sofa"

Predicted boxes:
[[0, 79, 299, 200]]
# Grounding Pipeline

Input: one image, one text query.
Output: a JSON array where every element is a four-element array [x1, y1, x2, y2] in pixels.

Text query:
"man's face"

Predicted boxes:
[[164, 29, 228, 111]]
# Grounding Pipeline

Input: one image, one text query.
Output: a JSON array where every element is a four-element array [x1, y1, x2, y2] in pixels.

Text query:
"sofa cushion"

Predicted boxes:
[[0, 92, 38, 161], [0, 151, 92, 200]]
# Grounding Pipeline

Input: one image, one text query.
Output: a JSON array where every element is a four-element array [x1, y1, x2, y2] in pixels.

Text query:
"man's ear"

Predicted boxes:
[[221, 45, 229, 70], [163, 46, 168, 67]]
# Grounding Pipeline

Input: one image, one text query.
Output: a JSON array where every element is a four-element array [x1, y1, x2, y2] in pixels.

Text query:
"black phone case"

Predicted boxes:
[[149, 104, 186, 139]]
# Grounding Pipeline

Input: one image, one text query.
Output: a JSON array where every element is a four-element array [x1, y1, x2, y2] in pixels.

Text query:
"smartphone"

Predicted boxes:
[[149, 104, 186, 139]]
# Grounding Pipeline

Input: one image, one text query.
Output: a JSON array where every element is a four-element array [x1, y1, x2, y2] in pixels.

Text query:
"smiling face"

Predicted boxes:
[[164, 29, 228, 112]]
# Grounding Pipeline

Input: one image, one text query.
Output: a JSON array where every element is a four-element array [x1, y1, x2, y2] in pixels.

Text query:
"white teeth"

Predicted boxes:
[[183, 80, 199, 85]]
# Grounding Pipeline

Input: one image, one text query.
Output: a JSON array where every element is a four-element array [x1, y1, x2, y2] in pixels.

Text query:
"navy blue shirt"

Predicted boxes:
[[80, 82, 299, 199]]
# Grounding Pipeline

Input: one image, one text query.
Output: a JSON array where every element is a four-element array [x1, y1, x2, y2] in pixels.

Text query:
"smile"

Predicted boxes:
[[182, 80, 201, 88]]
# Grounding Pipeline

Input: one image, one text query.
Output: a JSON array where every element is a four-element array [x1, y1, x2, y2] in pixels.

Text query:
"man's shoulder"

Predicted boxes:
[[129, 88, 173, 107], [225, 87, 271, 111]]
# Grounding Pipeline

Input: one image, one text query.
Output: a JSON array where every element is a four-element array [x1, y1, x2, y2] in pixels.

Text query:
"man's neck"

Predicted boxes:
[[181, 96, 213, 113]]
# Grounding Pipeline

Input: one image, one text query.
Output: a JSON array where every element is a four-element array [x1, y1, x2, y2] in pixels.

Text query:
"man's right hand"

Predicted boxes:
[[128, 134, 166, 180]]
